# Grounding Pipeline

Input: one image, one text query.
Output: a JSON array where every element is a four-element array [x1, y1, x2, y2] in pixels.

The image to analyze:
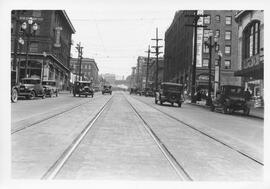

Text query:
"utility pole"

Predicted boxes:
[[75, 42, 83, 81], [145, 45, 150, 89], [185, 11, 208, 103], [151, 27, 163, 91]]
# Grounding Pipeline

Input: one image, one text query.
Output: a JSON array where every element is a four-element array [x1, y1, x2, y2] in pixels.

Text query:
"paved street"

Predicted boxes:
[[11, 91, 263, 181]]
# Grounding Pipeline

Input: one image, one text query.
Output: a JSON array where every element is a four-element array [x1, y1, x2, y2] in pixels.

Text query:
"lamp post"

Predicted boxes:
[[204, 30, 218, 106], [21, 17, 38, 78], [217, 50, 222, 89], [17, 37, 25, 83]]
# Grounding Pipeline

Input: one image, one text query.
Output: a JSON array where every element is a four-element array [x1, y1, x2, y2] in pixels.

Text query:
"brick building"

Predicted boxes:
[[234, 10, 264, 104], [11, 10, 75, 90], [164, 10, 241, 95], [70, 57, 99, 85]]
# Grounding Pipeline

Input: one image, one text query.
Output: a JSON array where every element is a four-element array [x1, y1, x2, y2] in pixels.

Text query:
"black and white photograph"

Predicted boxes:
[[0, 0, 269, 188]]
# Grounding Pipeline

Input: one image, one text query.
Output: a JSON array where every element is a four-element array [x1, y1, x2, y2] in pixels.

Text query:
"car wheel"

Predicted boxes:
[[155, 97, 158, 104], [56, 91, 59, 97], [49, 91, 52, 98], [243, 107, 250, 116], [178, 102, 182, 107], [42, 93, 46, 99], [210, 104, 215, 112], [79, 94, 81, 97], [85, 95, 88, 98], [171, 102, 174, 107], [73, 93, 76, 97], [29, 91, 36, 100], [92, 94, 94, 98], [222, 105, 228, 114], [160, 100, 163, 105], [11, 88, 18, 103]]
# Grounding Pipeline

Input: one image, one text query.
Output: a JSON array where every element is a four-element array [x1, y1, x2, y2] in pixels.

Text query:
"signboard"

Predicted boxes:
[[54, 27, 62, 47], [196, 10, 204, 67]]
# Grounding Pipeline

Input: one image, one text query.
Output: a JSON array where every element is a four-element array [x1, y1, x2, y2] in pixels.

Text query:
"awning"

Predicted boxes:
[[234, 63, 263, 79]]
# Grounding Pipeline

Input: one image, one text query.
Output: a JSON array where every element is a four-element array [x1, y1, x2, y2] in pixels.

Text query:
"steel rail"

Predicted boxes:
[[12, 95, 104, 134], [41, 95, 113, 180], [131, 95, 264, 166], [124, 95, 193, 181]]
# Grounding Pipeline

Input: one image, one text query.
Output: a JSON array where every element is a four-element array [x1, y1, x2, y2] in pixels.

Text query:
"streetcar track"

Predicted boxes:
[[124, 95, 193, 181], [130, 95, 264, 166], [41, 95, 114, 180], [11, 95, 104, 134]]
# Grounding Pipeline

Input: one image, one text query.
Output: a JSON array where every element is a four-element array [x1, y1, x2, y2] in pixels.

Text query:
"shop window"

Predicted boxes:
[[243, 21, 260, 59], [203, 44, 209, 53], [215, 29, 220, 37], [215, 44, 220, 52], [225, 31, 231, 40], [202, 59, 209, 67], [225, 16, 232, 25], [224, 60, 231, 69]]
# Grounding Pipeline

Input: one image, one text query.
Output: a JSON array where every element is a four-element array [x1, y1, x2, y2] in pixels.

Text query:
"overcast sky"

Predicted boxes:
[[66, 8, 176, 79]]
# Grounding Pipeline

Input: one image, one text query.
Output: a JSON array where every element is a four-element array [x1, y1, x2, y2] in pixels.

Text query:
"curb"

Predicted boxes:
[[186, 101, 264, 120]]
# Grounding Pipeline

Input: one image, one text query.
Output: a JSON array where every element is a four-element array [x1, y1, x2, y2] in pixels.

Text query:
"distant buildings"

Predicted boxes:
[[234, 10, 264, 100], [70, 57, 99, 85], [11, 10, 75, 90], [102, 73, 116, 85]]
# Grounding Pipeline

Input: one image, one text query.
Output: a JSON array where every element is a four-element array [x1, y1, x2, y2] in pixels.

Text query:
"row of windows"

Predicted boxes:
[[202, 59, 231, 69], [72, 64, 92, 69], [203, 44, 231, 55], [204, 29, 232, 40], [204, 15, 232, 25]]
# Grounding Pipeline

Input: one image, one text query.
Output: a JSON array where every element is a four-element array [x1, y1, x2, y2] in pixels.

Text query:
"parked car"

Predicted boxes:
[[144, 88, 154, 97], [155, 82, 184, 107], [102, 85, 112, 95], [210, 85, 250, 115], [42, 80, 59, 97], [17, 78, 45, 100], [73, 81, 94, 97]]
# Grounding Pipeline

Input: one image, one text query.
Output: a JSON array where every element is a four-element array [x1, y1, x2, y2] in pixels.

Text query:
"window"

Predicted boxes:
[[225, 16, 232, 25], [225, 45, 231, 55], [29, 43, 38, 52], [215, 15, 220, 22], [225, 31, 231, 40], [215, 30, 220, 37], [224, 60, 231, 69], [215, 44, 220, 52], [203, 44, 209, 53], [202, 59, 209, 67], [204, 16, 211, 24], [243, 21, 260, 59], [214, 59, 219, 66]]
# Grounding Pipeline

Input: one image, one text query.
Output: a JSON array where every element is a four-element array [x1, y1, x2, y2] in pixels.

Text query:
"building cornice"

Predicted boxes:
[[61, 10, 76, 33]]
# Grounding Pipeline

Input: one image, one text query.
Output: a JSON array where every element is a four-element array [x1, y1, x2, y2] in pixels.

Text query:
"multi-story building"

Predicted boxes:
[[164, 10, 194, 85], [102, 73, 116, 86], [70, 57, 99, 85], [136, 56, 148, 89], [129, 66, 136, 88], [164, 10, 241, 95], [11, 10, 75, 90], [234, 10, 264, 103]]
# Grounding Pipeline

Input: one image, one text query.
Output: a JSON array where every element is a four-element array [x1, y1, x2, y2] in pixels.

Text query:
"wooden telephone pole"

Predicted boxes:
[[185, 11, 208, 103], [75, 42, 83, 81], [151, 28, 163, 91]]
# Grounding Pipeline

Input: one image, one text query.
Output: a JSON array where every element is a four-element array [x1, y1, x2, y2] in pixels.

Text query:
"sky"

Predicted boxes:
[[66, 8, 176, 79]]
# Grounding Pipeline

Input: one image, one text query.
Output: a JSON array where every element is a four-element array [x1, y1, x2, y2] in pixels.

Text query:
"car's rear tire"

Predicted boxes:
[[85, 95, 88, 98], [210, 105, 215, 112], [171, 102, 174, 106], [155, 97, 158, 104], [29, 91, 36, 100], [56, 91, 59, 97], [222, 105, 228, 114], [178, 102, 182, 107], [243, 107, 250, 116], [11, 88, 18, 103]]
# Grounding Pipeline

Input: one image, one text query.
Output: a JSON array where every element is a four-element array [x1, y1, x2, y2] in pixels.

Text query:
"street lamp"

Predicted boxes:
[[21, 17, 38, 78], [204, 30, 219, 106]]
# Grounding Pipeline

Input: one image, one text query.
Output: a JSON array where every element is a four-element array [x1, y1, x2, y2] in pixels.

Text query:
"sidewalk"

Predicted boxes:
[[59, 90, 72, 94], [185, 99, 264, 119]]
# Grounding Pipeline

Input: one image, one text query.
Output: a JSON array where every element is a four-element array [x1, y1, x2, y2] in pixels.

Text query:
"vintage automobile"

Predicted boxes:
[[210, 85, 250, 115], [155, 82, 184, 107], [17, 78, 45, 100], [102, 85, 112, 95], [144, 88, 154, 97], [73, 81, 94, 97], [42, 80, 59, 97]]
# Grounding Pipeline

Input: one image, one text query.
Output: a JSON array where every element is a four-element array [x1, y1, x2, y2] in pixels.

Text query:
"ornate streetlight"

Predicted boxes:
[[21, 17, 38, 78], [204, 30, 219, 106]]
